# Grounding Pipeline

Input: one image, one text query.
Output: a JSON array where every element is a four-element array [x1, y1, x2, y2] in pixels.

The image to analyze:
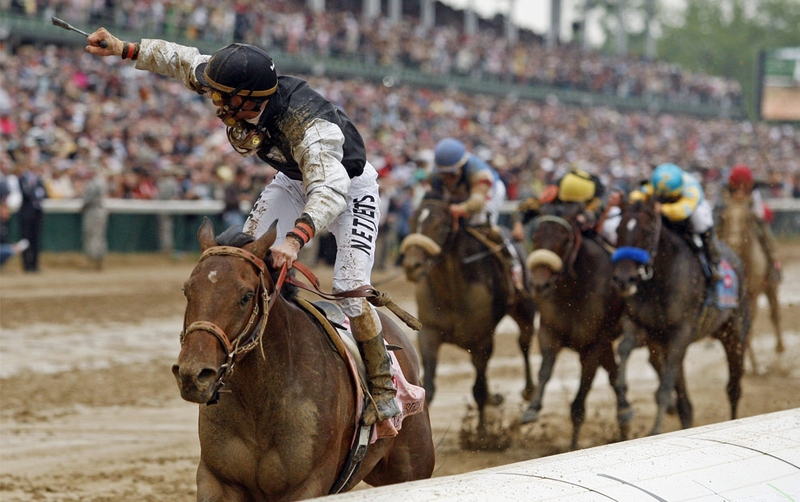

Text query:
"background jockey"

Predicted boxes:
[[716, 164, 781, 282], [631, 162, 723, 281], [430, 138, 505, 227], [430, 138, 525, 290], [512, 168, 618, 245]]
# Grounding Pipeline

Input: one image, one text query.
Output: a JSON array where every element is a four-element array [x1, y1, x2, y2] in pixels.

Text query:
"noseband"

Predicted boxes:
[[611, 207, 662, 281], [180, 246, 284, 404]]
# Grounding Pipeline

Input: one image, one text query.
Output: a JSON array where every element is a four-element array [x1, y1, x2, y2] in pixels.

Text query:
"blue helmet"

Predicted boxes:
[[433, 138, 468, 173], [652, 163, 684, 198]]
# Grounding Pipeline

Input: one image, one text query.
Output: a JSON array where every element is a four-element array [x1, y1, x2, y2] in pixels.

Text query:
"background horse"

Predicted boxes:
[[173, 219, 434, 501], [400, 196, 536, 438], [716, 196, 783, 372], [522, 202, 632, 450], [612, 197, 751, 436]]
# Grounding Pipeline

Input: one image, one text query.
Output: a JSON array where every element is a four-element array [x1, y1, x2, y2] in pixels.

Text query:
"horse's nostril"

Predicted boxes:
[[197, 367, 218, 384]]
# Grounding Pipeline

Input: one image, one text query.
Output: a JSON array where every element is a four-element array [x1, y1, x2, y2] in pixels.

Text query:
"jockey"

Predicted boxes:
[[632, 163, 723, 281], [512, 168, 618, 245], [86, 30, 400, 426], [430, 138, 524, 290], [430, 138, 505, 226], [717, 164, 781, 282]]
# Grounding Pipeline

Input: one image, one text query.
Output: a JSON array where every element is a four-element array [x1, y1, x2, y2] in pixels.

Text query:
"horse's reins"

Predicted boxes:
[[181, 246, 421, 378]]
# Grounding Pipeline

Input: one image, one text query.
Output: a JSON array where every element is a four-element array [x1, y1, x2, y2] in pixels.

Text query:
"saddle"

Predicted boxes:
[[294, 298, 426, 494]]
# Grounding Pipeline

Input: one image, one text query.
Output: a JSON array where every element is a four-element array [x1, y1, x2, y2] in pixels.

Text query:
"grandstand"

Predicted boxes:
[[1, 1, 798, 252]]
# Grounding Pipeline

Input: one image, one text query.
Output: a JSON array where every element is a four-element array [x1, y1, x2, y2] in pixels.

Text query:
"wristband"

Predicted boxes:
[[285, 231, 306, 248], [121, 42, 135, 60]]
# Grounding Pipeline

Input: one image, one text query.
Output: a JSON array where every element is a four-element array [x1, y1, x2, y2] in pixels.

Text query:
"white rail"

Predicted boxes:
[[322, 408, 800, 502]]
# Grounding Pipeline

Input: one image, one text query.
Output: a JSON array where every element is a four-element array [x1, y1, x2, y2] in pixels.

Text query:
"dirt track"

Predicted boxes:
[[1, 243, 799, 501]]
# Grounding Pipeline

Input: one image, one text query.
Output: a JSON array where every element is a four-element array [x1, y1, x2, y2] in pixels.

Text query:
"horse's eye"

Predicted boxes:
[[240, 292, 254, 305]]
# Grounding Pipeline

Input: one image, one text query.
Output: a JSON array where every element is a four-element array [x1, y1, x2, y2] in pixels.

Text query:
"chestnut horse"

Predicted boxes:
[[522, 202, 633, 450], [612, 197, 751, 436], [715, 195, 783, 372], [400, 196, 536, 433], [173, 218, 434, 501]]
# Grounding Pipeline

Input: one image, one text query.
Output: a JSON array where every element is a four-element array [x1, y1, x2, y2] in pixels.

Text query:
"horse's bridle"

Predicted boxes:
[[614, 205, 662, 282], [532, 214, 582, 276], [179, 246, 285, 404]]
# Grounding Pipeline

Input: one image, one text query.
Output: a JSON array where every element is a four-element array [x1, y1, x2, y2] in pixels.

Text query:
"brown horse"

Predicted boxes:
[[522, 202, 633, 450], [612, 197, 751, 436], [173, 218, 434, 501], [400, 196, 536, 435], [715, 195, 783, 371]]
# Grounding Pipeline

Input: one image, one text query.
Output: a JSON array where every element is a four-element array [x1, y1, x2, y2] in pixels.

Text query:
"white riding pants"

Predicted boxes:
[[245, 164, 380, 318]]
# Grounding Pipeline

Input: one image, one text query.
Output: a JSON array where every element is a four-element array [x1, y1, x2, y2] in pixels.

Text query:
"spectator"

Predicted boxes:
[[17, 147, 47, 273], [81, 164, 109, 270]]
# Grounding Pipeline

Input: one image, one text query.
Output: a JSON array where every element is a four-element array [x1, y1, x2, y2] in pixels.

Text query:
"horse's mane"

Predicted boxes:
[[215, 226, 299, 301]]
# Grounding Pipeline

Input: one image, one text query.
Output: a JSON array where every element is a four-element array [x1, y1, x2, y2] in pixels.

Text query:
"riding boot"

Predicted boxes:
[[350, 304, 401, 426], [700, 229, 723, 282]]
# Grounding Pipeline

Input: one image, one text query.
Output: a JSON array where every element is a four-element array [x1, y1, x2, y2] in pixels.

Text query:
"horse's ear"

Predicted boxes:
[[198, 217, 217, 251], [249, 220, 278, 260]]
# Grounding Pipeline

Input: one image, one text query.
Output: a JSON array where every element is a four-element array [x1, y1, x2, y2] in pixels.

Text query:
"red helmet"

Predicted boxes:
[[728, 164, 754, 191]]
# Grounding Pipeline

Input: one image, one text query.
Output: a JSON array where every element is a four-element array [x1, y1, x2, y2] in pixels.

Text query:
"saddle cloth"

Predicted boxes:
[[714, 258, 739, 309], [298, 299, 426, 441]]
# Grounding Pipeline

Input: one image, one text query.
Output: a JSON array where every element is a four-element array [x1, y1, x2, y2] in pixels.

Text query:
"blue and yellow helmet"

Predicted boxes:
[[652, 163, 684, 198]]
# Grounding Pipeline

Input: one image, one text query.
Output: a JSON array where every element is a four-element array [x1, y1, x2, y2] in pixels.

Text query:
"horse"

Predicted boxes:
[[173, 218, 435, 501], [400, 196, 537, 436], [521, 202, 633, 450], [611, 196, 751, 436], [715, 195, 783, 372]]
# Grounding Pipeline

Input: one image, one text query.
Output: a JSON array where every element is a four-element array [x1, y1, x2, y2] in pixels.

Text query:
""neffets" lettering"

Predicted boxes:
[[351, 195, 377, 255]]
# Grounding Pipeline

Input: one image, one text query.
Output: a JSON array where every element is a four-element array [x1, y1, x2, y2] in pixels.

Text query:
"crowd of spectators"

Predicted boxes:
[[10, 0, 743, 109], [2, 5, 799, 263]]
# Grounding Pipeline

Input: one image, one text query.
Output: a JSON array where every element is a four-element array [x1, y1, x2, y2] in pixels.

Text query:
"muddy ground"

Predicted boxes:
[[1, 242, 799, 501]]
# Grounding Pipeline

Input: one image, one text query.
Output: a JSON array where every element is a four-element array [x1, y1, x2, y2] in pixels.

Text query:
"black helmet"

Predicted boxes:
[[195, 43, 278, 99]]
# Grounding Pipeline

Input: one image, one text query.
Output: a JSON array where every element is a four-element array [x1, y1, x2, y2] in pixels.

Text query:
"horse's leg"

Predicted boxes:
[[651, 332, 692, 435], [509, 304, 536, 401], [718, 321, 746, 420], [742, 293, 761, 374], [766, 281, 784, 353], [520, 330, 560, 425], [615, 325, 641, 400], [470, 350, 492, 432], [417, 328, 441, 405], [196, 459, 248, 502], [600, 340, 633, 441], [672, 364, 693, 430], [568, 347, 601, 450]]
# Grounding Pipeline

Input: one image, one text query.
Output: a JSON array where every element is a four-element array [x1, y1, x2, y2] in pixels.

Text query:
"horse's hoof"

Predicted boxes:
[[490, 393, 504, 406], [618, 406, 634, 425], [520, 408, 539, 424]]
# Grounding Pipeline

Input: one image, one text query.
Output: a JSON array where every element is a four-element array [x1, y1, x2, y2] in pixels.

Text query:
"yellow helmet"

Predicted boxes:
[[558, 170, 596, 202]]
